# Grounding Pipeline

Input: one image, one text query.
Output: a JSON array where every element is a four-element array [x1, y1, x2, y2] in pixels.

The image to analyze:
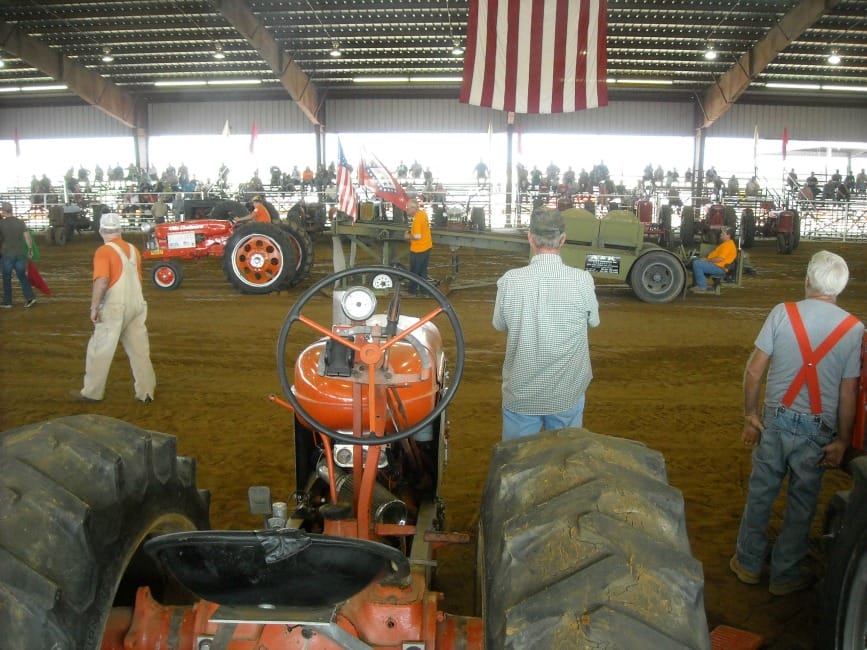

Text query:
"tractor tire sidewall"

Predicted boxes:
[[263, 199, 281, 223], [223, 222, 297, 294], [820, 457, 867, 649], [278, 219, 315, 287], [742, 208, 756, 249], [792, 212, 801, 250], [0, 415, 210, 650], [210, 200, 248, 222], [777, 232, 792, 254], [680, 207, 695, 246], [56, 226, 69, 246], [480, 429, 710, 649], [628, 250, 685, 304], [151, 261, 184, 290]]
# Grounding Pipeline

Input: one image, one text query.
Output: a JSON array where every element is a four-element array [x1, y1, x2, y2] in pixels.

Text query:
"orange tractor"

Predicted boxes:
[[142, 199, 314, 293], [2, 266, 717, 648]]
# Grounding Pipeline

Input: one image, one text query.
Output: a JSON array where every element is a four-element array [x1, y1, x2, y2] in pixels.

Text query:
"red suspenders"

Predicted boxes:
[[781, 302, 860, 414]]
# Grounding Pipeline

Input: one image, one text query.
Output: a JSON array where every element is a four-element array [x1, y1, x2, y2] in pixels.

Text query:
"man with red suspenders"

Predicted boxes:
[[731, 250, 864, 596]]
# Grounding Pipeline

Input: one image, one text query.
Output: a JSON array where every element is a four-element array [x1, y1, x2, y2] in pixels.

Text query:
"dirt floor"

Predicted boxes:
[[1, 227, 865, 648]]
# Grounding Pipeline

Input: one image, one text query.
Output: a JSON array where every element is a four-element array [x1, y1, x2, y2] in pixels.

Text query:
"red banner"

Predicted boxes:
[[358, 150, 410, 211]]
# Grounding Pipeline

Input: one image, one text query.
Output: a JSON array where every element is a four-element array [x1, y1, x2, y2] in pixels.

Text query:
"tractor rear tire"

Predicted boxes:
[[279, 219, 315, 287], [819, 456, 867, 649], [263, 199, 281, 223], [629, 249, 685, 304], [792, 211, 801, 250], [210, 200, 248, 222], [741, 208, 756, 249], [151, 260, 184, 290], [680, 207, 695, 246], [480, 429, 710, 650], [223, 222, 297, 294], [724, 205, 738, 230], [0, 415, 210, 650], [658, 204, 673, 247]]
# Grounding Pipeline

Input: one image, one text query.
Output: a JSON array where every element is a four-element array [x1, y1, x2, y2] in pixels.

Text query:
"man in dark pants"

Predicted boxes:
[[0, 202, 37, 309], [404, 198, 432, 295], [731, 251, 863, 596]]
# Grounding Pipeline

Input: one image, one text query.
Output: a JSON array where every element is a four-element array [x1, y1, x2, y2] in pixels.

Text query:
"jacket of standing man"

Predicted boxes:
[[70, 212, 156, 403]]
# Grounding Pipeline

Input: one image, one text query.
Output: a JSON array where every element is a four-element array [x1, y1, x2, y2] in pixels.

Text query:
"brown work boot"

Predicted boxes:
[[729, 555, 760, 585]]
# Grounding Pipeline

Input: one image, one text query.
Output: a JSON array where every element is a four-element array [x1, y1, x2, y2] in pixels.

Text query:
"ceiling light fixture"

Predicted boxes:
[[353, 76, 411, 84], [409, 76, 463, 83], [329, 42, 342, 57], [451, 41, 465, 56], [704, 44, 718, 60], [0, 57, 5, 69], [101, 48, 114, 63], [213, 44, 226, 60], [827, 51, 841, 65]]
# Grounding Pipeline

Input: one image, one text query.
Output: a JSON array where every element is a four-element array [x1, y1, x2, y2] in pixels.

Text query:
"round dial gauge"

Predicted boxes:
[[341, 286, 377, 321], [371, 273, 394, 290]]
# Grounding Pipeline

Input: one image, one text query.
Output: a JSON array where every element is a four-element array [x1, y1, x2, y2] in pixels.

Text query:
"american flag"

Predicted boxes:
[[460, 0, 608, 114], [337, 140, 359, 221]]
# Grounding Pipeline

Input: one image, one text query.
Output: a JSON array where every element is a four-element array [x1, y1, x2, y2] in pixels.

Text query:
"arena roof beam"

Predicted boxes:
[[0, 20, 142, 129], [214, 0, 321, 126], [698, 0, 840, 129]]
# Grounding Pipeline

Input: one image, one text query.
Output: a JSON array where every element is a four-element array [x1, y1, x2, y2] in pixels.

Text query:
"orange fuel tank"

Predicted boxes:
[[293, 315, 445, 432]]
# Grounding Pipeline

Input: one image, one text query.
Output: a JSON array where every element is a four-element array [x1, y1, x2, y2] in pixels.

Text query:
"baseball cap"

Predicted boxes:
[[100, 212, 123, 231], [530, 208, 564, 236]]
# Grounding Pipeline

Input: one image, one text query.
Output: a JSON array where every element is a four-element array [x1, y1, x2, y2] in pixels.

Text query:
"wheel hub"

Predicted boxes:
[[248, 252, 267, 270]]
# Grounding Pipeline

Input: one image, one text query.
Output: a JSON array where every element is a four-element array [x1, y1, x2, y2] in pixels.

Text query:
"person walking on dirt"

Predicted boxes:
[[403, 198, 432, 296], [731, 251, 864, 596], [0, 202, 38, 309], [493, 208, 600, 440], [689, 227, 737, 294], [71, 213, 155, 404]]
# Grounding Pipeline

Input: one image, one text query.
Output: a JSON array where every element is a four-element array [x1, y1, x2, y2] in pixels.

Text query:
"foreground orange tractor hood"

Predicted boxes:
[[293, 316, 445, 432]]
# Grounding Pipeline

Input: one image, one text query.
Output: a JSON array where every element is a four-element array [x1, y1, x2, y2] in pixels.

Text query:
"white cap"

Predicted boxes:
[[100, 212, 122, 231]]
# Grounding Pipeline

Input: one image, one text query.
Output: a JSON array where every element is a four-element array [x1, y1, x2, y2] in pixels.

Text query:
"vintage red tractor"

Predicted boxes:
[[679, 202, 737, 246], [0, 265, 714, 648], [740, 202, 801, 254], [142, 198, 314, 293]]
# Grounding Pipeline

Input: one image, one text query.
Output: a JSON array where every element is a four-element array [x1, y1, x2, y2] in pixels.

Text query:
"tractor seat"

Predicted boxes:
[[145, 529, 411, 608]]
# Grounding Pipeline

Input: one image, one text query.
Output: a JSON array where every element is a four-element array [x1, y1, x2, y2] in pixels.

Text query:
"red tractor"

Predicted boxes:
[[142, 199, 314, 293], [1, 266, 716, 649], [679, 202, 737, 247], [740, 202, 800, 254]]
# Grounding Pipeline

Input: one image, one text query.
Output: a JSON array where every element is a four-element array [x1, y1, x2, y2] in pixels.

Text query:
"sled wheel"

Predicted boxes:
[[480, 429, 709, 649], [0, 415, 210, 650], [277, 265, 465, 446], [279, 219, 315, 287], [741, 208, 756, 249], [210, 199, 248, 222], [151, 260, 184, 290], [223, 222, 296, 294], [629, 250, 685, 304], [819, 457, 867, 648], [680, 207, 695, 246], [776, 232, 793, 254]]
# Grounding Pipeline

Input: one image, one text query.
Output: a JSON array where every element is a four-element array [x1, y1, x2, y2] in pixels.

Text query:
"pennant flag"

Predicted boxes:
[[336, 140, 359, 222], [782, 127, 789, 161], [358, 149, 411, 211], [249, 122, 258, 153], [460, 0, 608, 114], [221, 120, 231, 138], [13, 128, 20, 157]]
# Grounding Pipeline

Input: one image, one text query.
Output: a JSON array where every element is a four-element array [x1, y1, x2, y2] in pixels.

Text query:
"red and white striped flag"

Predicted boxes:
[[336, 140, 359, 221], [358, 149, 410, 211], [460, 0, 608, 114]]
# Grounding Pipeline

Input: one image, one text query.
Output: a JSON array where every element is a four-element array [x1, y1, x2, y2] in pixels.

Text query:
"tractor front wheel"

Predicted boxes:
[[151, 260, 184, 290], [680, 207, 695, 246], [741, 208, 756, 249], [629, 250, 685, 303], [480, 429, 710, 649], [0, 415, 210, 650], [223, 223, 296, 294], [777, 232, 794, 254]]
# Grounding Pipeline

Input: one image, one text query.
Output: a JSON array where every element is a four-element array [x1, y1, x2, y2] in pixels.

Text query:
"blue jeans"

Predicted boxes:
[[502, 394, 586, 441], [408, 249, 431, 294], [735, 405, 833, 584], [2, 254, 35, 305], [691, 259, 725, 289]]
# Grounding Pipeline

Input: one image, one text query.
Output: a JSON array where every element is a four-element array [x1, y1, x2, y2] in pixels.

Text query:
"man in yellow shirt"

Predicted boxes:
[[404, 198, 432, 295], [690, 227, 737, 294]]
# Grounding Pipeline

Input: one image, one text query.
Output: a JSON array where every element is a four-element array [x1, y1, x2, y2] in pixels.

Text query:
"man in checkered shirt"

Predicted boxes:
[[493, 208, 600, 440]]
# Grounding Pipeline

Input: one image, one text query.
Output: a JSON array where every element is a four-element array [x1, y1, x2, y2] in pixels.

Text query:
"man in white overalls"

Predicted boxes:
[[71, 212, 156, 403]]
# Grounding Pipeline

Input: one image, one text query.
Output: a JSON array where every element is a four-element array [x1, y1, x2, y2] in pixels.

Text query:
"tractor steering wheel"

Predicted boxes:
[[276, 265, 465, 446]]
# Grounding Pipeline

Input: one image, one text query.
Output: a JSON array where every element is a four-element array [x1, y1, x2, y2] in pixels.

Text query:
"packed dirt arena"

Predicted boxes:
[[1, 229, 865, 648]]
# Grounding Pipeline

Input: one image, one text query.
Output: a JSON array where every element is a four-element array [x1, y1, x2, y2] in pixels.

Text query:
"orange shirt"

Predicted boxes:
[[93, 238, 142, 288], [409, 209, 432, 253], [707, 238, 737, 269], [252, 203, 271, 223]]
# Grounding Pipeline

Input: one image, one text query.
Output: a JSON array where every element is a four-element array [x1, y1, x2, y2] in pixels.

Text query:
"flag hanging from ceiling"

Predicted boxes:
[[13, 128, 20, 157], [249, 122, 258, 153], [358, 150, 410, 211], [782, 127, 789, 161], [336, 140, 359, 222], [460, 0, 608, 114], [221, 120, 231, 138]]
